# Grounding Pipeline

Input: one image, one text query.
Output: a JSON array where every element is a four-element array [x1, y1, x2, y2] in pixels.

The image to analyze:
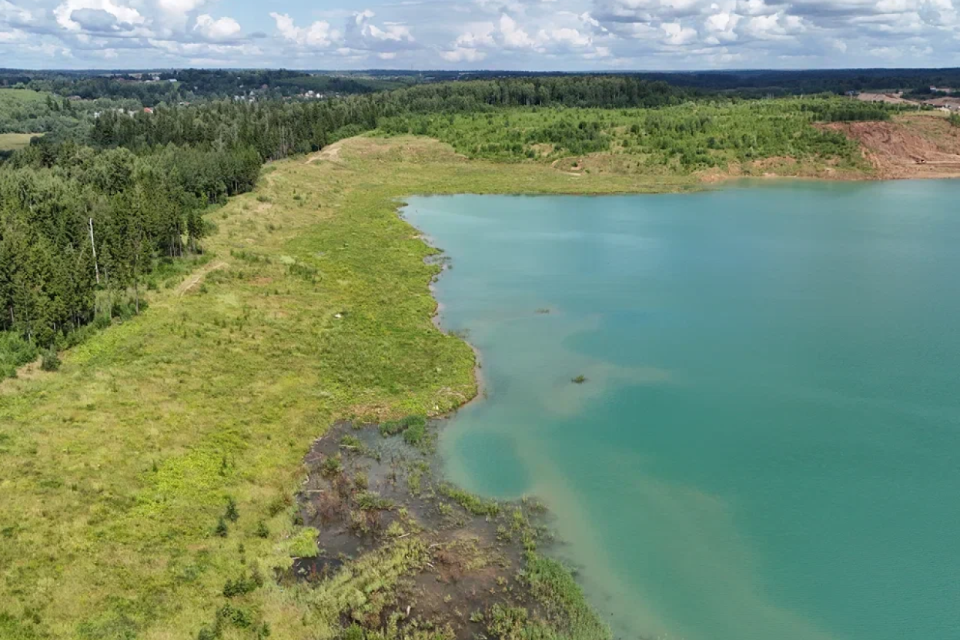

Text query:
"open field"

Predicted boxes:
[[0, 136, 695, 640], [0, 133, 40, 151]]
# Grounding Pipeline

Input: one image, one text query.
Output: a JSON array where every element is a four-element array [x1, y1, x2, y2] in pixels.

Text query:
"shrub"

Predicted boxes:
[[379, 415, 426, 437], [402, 419, 426, 446], [320, 455, 342, 478], [0, 332, 38, 378], [222, 569, 263, 597], [215, 517, 229, 537], [224, 498, 239, 522], [356, 491, 393, 511], [339, 435, 363, 449], [436, 483, 499, 516], [288, 528, 319, 558]]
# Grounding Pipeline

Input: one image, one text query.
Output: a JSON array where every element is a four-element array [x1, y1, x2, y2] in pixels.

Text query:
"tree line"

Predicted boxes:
[[0, 140, 259, 370]]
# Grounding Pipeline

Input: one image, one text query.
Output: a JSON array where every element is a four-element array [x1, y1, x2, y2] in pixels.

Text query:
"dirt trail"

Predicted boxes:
[[177, 260, 226, 297], [305, 141, 344, 165], [825, 115, 960, 179]]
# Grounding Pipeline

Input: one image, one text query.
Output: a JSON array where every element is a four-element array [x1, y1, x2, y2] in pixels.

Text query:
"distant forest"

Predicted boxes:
[[0, 69, 924, 375], [4, 67, 960, 103]]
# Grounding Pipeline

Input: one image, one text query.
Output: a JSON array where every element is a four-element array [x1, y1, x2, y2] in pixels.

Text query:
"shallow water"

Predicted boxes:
[[402, 181, 960, 640]]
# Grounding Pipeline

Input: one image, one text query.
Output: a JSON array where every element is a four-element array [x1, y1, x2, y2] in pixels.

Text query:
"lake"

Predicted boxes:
[[402, 180, 960, 640]]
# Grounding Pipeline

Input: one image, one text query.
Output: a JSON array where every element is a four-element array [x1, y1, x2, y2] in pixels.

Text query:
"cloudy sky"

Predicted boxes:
[[0, 0, 956, 70]]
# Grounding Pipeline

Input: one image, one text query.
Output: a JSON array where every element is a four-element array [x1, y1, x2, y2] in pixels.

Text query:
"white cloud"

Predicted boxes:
[[0, 27, 26, 42], [539, 26, 592, 47], [156, 0, 206, 14], [704, 11, 740, 42], [455, 22, 497, 48], [0, 0, 32, 25], [194, 14, 241, 40], [736, 0, 776, 16], [350, 10, 415, 45], [740, 12, 804, 39], [500, 13, 538, 48], [53, 0, 145, 32], [584, 44, 613, 57], [270, 12, 341, 47], [440, 45, 488, 61], [661, 21, 698, 44], [446, 11, 608, 59]]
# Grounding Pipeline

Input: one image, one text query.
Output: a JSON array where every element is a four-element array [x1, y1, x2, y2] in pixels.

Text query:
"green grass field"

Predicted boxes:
[[0, 132, 41, 151], [0, 136, 693, 640]]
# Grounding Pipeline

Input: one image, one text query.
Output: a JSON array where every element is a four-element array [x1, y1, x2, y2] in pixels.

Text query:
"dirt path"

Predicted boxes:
[[305, 141, 344, 165], [177, 260, 226, 297]]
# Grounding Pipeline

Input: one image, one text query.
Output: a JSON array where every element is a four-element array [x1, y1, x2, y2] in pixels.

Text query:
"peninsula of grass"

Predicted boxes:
[[0, 134, 752, 639]]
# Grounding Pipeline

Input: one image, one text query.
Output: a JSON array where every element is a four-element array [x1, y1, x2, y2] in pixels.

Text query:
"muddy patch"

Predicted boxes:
[[287, 419, 607, 640]]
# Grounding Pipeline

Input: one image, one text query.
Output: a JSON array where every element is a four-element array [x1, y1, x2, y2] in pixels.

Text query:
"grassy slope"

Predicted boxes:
[[0, 136, 692, 640], [380, 100, 878, 178], [0, 133, 40, 151], [0, 88, 48, 104]]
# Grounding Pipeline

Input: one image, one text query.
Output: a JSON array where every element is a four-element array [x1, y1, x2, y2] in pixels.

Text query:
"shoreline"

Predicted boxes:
[[402, 207, 489, 416]]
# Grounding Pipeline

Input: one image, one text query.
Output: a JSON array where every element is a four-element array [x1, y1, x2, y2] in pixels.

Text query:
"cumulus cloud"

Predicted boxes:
[[53, 0, 145, 32], [704, 11, 740, 43], [0, 0, 32, 25], [443, 11, 603, 58], [270, 12, 341, 47], [153, 0, 207, 29], [344, 9, 416, 54], [660, 21, 698, 43], [500, 13, 538, 47], [194, 14, 241, 40], [740, 12, 805, 39]]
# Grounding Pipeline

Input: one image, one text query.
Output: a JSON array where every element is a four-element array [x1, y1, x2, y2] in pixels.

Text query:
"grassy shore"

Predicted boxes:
[[0, 136, 699, 640]]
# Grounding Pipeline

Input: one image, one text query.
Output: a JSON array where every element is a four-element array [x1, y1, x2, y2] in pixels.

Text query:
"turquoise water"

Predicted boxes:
[[402, 181, 960, 640]]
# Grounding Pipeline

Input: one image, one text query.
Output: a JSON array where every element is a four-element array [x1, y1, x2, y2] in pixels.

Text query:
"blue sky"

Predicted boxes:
[[0, 0, 956, 70]]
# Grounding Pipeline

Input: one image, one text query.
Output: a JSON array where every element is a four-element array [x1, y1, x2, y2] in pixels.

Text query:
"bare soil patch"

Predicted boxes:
[[824, 114, 960, 179]]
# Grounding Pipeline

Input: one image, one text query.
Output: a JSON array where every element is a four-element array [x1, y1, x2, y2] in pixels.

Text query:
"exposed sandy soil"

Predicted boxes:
[[856, 92, 914, 105], [824, 114, 960, 179]]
